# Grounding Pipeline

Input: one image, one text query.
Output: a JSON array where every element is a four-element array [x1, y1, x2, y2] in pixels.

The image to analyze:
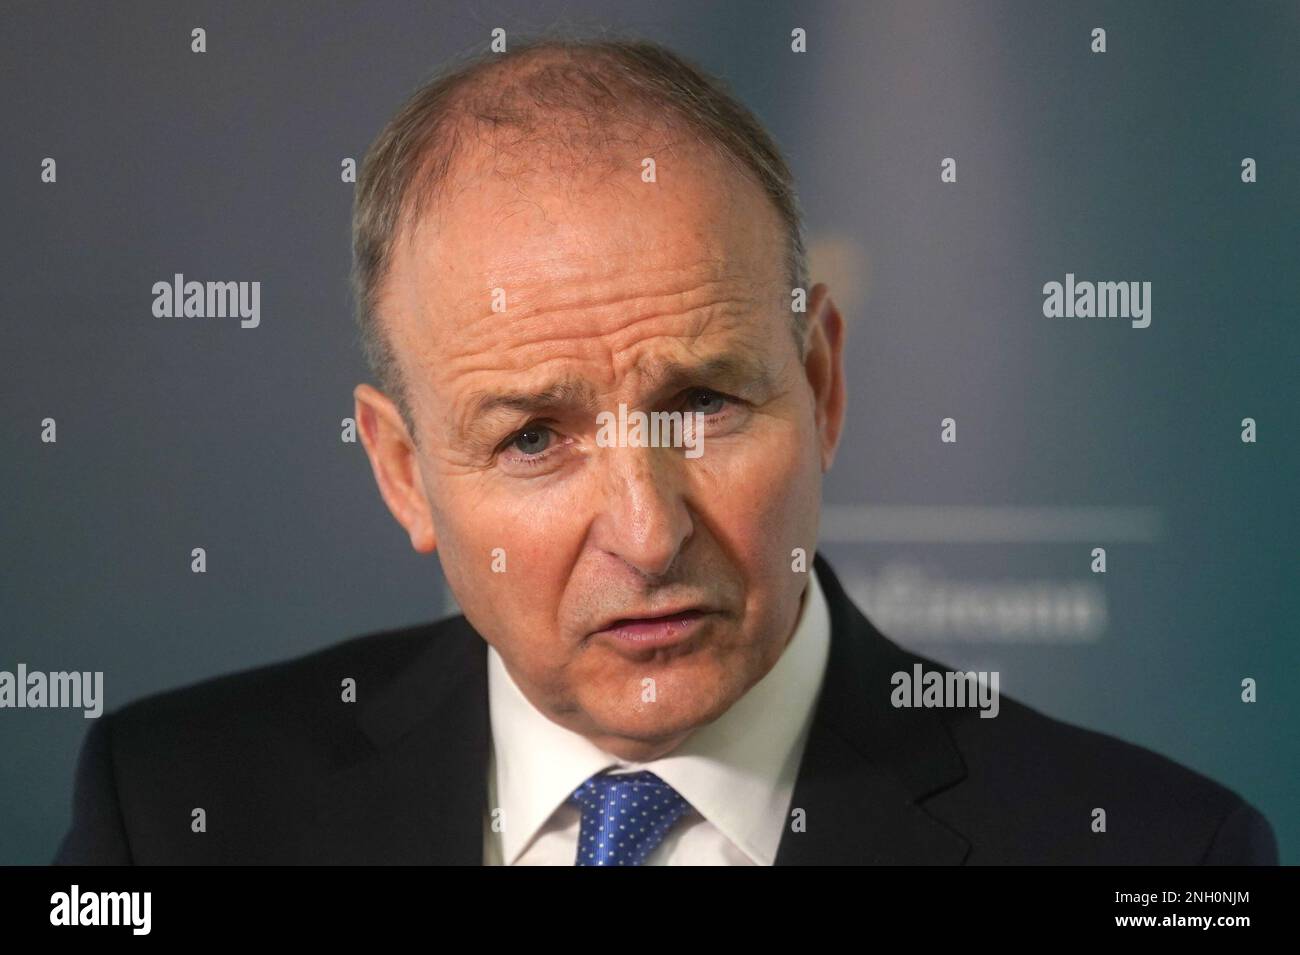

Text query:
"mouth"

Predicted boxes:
[[592, 607, 715, 650]]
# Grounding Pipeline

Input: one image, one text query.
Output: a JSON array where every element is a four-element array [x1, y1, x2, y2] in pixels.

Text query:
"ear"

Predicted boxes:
[[802, 283, 847, 472], [353, 384, 436, 553]]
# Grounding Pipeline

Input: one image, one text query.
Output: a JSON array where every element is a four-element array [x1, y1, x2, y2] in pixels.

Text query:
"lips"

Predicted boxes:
[[591, 607, 715, 650], [594, 606, 709, 635]]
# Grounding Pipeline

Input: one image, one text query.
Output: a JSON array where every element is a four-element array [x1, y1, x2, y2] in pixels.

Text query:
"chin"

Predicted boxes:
[[588, 682, 737, 742]]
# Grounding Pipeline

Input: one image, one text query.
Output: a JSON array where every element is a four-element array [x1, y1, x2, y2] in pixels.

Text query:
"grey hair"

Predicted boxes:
[[351, 34, 811, 437]]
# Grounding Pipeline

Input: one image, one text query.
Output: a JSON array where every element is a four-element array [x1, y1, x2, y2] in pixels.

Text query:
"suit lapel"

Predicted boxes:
[[307, 553, 969, 865], [775, 555, 971, 864], [309, 616, 490, 864]]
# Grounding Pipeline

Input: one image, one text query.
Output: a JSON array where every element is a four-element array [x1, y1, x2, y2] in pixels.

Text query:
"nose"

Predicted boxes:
[[588, 443, 694, 579]]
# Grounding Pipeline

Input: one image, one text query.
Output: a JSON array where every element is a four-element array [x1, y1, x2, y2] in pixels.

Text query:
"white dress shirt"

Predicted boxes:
[[482, 567, 831, 865]]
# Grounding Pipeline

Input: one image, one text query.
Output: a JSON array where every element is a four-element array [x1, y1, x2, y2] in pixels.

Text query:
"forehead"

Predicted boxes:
[[381, 132, 790, 416]]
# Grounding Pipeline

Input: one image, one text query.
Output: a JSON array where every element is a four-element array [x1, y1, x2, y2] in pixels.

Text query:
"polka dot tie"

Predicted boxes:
[[568, 770, 692, 866]]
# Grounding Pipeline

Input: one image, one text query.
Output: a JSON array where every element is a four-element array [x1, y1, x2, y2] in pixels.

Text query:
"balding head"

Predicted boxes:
[[352, 37, 811, 436]]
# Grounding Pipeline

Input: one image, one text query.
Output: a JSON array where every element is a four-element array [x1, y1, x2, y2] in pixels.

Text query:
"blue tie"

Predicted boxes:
[[568, 770, 692, 866]]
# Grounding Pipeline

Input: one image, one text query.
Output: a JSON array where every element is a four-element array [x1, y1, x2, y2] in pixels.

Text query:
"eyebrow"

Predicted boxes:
[[636, 353, 779, 395], [456, 352, 779, 446]]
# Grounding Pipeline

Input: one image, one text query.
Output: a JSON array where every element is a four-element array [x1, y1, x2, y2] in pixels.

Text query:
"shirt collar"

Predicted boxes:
[[487, 566, 831, 865]]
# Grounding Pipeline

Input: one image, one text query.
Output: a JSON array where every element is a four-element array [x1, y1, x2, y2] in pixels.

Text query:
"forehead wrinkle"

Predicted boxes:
[[448, 289, 765, 373], [453, 347, 775, 451], [454, 261, 754, 324], [440, 295, 773, 397]]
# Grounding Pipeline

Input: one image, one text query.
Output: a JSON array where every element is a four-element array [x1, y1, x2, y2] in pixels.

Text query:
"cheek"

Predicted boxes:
[[432, 486, 580, 662], [695, 419, 820, 573]]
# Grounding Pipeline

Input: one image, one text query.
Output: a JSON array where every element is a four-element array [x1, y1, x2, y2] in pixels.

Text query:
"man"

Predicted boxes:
[[54, 37, 1276, 865]]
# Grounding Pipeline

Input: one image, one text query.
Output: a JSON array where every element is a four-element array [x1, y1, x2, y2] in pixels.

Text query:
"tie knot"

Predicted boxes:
[[567, 770, 692, 865]]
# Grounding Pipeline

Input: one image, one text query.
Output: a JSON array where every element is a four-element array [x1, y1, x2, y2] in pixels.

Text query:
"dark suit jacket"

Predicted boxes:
[[53, 554, 1278, 864]]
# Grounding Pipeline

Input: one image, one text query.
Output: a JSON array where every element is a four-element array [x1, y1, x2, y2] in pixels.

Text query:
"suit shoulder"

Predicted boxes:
[[951, 692, 1241, 803], [928, 690, 1275, 863], [107, 615, 464, 741], [65, 615, 478, 863]]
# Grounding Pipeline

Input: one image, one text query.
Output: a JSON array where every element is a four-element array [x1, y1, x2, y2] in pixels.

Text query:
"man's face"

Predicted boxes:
[[356, 133, 845, 762]]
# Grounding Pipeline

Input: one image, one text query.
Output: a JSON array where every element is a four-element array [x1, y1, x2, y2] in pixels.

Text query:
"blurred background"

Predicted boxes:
[[2, 0, 1296, 863]]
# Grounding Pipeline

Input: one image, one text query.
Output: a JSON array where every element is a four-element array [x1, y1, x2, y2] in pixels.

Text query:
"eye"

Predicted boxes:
[[510, 426, 552, 456], [687, 389, 730, 415]]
